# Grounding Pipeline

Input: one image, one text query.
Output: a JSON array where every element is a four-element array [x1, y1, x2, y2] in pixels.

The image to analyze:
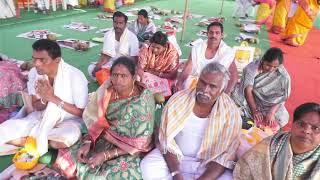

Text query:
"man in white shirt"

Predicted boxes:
[[141, 63, 242, 180], [175, 22, 238, 95], [0, 39, 88, 156], [88, 11, 139, 80]]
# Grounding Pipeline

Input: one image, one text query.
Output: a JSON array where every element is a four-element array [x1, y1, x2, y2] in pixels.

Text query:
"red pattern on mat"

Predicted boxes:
[[267, 26, 320, 130]]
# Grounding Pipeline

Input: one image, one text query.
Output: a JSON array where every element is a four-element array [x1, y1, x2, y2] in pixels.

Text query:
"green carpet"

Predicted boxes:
[[0, 0, 270, 81], [0, 0, 270, 172]]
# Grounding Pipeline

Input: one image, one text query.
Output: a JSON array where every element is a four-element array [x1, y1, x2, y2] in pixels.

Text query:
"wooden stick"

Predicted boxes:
[[180, 0, 189, 42], [219, 0, 224, 15]]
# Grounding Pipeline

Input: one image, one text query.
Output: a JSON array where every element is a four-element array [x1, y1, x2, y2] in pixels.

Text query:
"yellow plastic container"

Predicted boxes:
[[12, 137, 40, 170]]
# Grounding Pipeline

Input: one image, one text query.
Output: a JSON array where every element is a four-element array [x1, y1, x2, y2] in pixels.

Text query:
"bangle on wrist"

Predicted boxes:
[[40, 98, 46, 105], [115, 149, 119, 157], [171, 170, 180, 177]]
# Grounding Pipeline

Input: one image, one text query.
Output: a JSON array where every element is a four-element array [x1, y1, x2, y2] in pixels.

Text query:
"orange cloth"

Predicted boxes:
[[123, 0, 134, 5], [104, 0, 115, 13], [95, 68, 110, 85], [255, 0, 276, 24], [138, 42, 179, 74], [272, 0, 292, 33], [282, 0, 319, 46]]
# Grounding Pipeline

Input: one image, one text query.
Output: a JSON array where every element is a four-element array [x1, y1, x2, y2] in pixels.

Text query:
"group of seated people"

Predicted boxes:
[[0, 9, 319, 180]]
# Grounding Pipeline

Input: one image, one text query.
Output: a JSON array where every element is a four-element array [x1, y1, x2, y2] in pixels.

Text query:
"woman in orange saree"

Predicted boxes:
[[271, 0, 299, 34], [255, 0, 276, 24], [282, 0, 320, 46]]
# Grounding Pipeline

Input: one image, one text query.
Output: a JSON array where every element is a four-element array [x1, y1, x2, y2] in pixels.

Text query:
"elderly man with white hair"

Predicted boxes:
[[140, 62, 242, 180]]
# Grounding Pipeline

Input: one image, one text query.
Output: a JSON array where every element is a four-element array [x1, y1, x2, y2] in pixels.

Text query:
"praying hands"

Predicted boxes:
[[35, 79, 55, 102]]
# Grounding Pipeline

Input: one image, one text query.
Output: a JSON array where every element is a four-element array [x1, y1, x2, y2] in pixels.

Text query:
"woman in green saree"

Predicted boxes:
[[54, 56, 155, 179]]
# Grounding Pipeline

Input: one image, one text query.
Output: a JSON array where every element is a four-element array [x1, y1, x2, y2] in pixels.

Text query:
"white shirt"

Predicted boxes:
[[191, 40, 235, 76], [27, 62, 88, 119], [175, 112, 209, 157], [102, 29, 139, 58]]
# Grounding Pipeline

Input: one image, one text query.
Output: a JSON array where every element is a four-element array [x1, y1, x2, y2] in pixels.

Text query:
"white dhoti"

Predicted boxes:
[[140, 148, 233, 180], [0, 111, 81, 155]]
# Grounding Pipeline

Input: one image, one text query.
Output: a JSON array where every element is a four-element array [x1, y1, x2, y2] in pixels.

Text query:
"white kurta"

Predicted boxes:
[[88, 28, 139, 80], [184, 40, 235, 89], [141, 113, 233, 180], [0, 60, 88, 155]]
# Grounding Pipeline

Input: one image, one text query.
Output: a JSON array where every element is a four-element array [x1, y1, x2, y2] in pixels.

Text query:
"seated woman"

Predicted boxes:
[[232, 47, 291, 131], [137, 31, 179, 96], [234, 102, 320, 179], [54, 57, 155, 179], [128, 9, 157, 42], [0, 56, 26, 123]]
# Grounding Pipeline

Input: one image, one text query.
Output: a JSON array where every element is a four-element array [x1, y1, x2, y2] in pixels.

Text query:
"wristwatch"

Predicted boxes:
[[58, 100, 65, 109], [171, 170, 180, 177]]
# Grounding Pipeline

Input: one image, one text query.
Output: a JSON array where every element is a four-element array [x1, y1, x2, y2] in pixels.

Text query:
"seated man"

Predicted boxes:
[[128, 9, 157, 42], [175, 22, 238, 95], [137, 31, 179, 95], [141, 62, 242, 180], [0, 39, 88, 156], [88, 11, 139, 83], [234, 102, 320, 179], [232, 47, 291, 131]]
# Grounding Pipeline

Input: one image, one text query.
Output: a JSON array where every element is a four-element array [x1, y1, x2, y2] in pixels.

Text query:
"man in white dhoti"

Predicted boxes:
[[175, 22, 238, 95], [88, 11, 139, 81], [232, 0, 255, 18], [34, 0, 79, 13], [140, 63, 242, 180], [128, 9, 157, 42], [0, 0, 16, 19], [0, 39, 88, 156]]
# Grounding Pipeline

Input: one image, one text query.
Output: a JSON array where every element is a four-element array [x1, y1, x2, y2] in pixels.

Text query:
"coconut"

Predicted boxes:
[[47, 34, 57, 41]]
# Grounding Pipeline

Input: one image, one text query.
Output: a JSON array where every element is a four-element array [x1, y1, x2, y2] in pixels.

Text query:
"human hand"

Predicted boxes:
[[77, 143, 91, 163], [173, 174, 184, 180], [265, 112, 276, 127], [172, 80, 183, 93], [253, 110, 264, 125], [35, 79, 54, 102], [87, 152, 107, 169]]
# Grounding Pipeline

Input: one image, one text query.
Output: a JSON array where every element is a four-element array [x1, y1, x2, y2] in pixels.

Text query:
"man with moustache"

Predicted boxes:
[[88, 11, 139, 81], [140, 63, 242, 180], [175, 22, 238, 95], [0, 39, 88, 156]]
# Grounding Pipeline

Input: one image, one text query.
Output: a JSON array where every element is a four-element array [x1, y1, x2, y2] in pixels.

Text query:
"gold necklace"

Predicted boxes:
[[114, 85, 135, 100]]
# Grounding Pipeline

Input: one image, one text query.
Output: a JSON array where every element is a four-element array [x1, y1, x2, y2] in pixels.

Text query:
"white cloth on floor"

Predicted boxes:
[[140, 148, 233, 180], [0, 60, 88, 156]]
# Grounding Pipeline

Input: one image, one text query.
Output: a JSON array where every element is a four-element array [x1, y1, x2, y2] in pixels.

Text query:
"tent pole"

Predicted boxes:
[[180, 0, 189, 43]]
